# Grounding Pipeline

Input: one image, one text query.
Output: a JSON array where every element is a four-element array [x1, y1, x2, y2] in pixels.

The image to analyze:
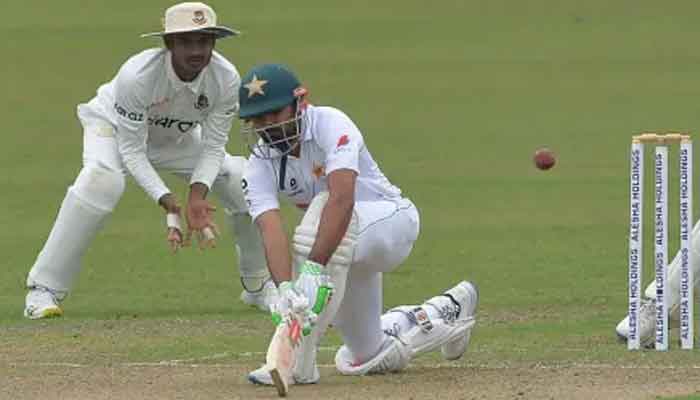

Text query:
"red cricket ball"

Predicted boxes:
[[533, 148, 556, 170]]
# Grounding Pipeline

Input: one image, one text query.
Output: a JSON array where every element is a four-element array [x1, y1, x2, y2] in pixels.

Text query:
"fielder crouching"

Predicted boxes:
[[239, 63, 480, 384], [23, 3, 274, 319]]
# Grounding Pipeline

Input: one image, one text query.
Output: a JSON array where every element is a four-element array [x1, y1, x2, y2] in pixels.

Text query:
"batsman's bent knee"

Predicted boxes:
[[335, 335, 410, 375]]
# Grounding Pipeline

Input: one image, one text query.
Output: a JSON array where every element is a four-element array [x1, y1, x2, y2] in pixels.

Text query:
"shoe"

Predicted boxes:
[[615, 298, 656, 348], [247, 364, 320, 386], [436, 281, 479, 360], [24, 287, 63, 319], [240, 279, 276, 312]]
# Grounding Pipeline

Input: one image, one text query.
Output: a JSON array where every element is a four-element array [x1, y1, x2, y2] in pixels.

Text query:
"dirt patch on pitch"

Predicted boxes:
[[4, 361, 700, 400], [3, 317, 699, 399]]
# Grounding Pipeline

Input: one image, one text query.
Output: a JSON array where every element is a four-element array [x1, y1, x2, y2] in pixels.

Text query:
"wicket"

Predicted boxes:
[[628, 132, 693, 350]]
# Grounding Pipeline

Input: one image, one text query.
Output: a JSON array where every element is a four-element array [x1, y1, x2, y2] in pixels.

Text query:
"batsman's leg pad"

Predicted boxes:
[[647, 219, 700, 320], [335, 335, 410, 375], [27, 166, 125, 298], [386, 305, 475, 358], [291, 191, 358, 380]]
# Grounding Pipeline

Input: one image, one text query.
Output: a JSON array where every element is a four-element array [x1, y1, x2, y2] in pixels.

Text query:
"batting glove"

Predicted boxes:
[[270, 281, 316, 336], [294, 260, 334, 317]]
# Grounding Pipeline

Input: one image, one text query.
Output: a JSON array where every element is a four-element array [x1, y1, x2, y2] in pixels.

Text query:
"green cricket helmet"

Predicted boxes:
[[239, 64, 308, 159]]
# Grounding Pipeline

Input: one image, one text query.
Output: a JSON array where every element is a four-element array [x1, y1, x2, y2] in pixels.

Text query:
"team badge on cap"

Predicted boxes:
[[141, 2, 239, 39], [192, 10, 207, 25], [244, 75, 268, 98]]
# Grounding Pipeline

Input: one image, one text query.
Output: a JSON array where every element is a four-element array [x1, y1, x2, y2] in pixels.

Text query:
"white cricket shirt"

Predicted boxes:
[[243, 105, 403, 221], [77, 48, 240, 202]]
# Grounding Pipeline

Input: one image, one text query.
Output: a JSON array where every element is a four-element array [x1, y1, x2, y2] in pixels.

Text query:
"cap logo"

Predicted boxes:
[[142, 3, 240, 39], [244, 75, 268, 98], [193, 10, 207, 25]]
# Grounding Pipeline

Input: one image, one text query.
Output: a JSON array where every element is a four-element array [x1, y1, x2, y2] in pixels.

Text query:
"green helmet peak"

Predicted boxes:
[[238, 63, 305, 119]]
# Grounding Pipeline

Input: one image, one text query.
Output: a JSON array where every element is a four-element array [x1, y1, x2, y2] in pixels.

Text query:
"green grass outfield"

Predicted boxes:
[[3, 1, 700, 398]]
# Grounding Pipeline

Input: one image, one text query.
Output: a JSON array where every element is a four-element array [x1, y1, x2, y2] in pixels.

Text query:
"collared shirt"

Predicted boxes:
[[243, 105, 403, 221], [78, 48, 240, 202]]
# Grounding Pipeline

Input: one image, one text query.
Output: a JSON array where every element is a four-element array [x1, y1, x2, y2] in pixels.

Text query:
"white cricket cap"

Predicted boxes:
[[141, 2, 239, 39]]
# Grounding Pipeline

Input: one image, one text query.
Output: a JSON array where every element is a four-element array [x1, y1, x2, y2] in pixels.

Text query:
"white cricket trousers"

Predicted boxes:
[[332, 197, 420, 363], [26, 112, 267, 297]]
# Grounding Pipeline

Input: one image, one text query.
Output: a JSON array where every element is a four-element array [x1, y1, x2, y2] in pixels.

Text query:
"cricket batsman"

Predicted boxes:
[[237, 63, 479, 384], [616, 220, 700, 346], [23, 2, 274, 319]]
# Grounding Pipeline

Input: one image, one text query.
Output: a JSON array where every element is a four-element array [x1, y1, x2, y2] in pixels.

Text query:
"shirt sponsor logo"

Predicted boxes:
[[287, 177, 303, 196], [336, 134, 350, 148], [147, 115, 199, 133], [114, 102, 144, 122], [241, 178, 250, 197], [334, 134, 353, 155]]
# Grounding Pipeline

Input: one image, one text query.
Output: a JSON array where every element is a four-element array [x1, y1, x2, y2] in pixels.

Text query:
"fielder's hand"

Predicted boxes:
[[185, 198, 219, 249], [166, 213, 184, 253], [159, 193, 184, 253]]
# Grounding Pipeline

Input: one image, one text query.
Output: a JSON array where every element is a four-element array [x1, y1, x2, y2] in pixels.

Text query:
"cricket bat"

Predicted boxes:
[[265, 315, 303, 397]]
